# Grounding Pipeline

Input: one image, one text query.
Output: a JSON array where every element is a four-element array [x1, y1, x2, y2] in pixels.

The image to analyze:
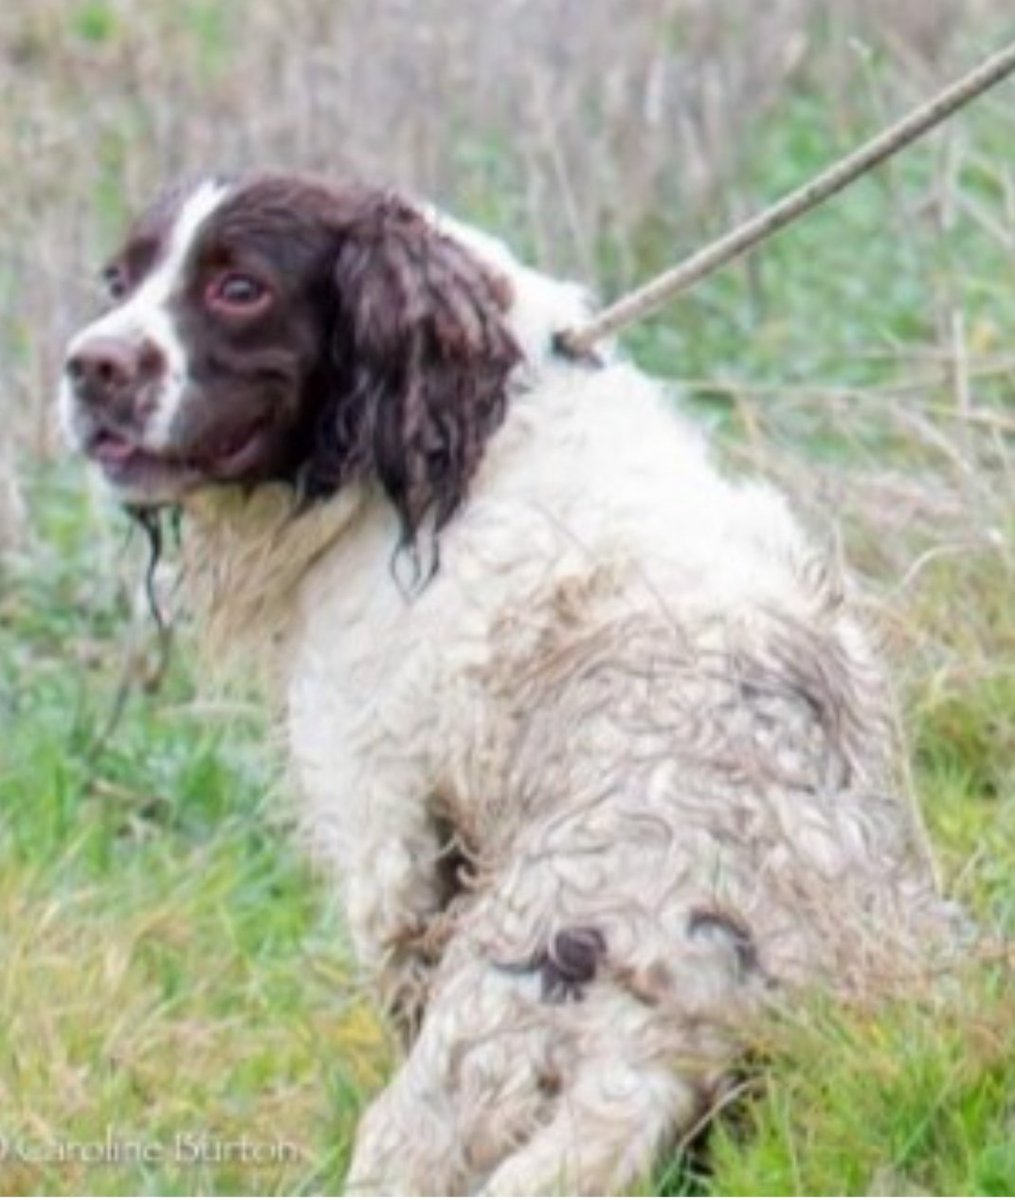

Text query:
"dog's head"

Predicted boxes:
[[60, 174, 521, 547]]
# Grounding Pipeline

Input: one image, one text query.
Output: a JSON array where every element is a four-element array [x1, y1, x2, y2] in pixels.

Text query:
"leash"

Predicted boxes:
[[555, 39, 1015, 359]]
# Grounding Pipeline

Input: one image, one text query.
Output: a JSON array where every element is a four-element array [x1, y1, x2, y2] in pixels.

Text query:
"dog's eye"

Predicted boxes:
[[207, 273, 271, 313]]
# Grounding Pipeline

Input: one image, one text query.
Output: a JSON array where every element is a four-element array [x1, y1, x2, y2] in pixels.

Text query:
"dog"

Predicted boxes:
[[60, 172, 960, 1194]]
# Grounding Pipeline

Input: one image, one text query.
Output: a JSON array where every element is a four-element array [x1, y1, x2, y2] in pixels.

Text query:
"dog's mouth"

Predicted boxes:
[[87, 415, 275, 494]]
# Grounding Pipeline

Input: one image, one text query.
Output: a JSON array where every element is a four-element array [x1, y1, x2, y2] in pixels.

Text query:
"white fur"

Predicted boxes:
[[160, 209, 958, 1195], [60, 180, 230, 452]]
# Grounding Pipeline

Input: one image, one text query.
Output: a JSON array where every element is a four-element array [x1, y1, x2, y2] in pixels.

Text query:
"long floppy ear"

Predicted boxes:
[[306, 194, 521, 568]]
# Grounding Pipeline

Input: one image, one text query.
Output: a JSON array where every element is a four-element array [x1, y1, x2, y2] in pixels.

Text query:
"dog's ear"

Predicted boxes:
[[306, 195, 520, 569]]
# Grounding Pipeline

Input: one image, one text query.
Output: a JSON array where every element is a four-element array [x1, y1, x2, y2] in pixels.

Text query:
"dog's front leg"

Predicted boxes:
[[343, 788, 450, 1031], [296, 742, 452, 1033]]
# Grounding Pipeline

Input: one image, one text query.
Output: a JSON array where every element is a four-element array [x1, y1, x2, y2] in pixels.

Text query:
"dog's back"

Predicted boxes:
[[277, 353, 958, 1194]]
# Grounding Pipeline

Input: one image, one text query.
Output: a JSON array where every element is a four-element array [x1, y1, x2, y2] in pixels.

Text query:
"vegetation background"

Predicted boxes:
[[0, 0, 1012, 1193]]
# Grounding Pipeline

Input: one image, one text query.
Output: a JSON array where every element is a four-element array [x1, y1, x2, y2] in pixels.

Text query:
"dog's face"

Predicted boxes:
[[60, 174, 520, 543]]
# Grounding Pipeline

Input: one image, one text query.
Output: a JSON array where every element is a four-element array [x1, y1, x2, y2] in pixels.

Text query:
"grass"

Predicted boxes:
[[1, 2, 1013, 1194], [0, 467, 386, 1193]]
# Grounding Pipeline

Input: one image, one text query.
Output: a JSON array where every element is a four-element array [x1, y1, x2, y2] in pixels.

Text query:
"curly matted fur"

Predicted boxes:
[[60, 173, 961, 1195]]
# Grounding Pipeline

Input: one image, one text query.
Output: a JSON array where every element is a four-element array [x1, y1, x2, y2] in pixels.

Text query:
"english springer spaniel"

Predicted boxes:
[[60, 174, 959, 1195]]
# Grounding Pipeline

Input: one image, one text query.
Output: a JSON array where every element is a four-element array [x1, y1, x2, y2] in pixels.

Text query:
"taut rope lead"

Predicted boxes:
[[555, 39, 1015, 359]]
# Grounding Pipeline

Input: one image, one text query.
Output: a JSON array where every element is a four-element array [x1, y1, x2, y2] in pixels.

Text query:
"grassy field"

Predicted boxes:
[[1, 1, 1013, 1194]]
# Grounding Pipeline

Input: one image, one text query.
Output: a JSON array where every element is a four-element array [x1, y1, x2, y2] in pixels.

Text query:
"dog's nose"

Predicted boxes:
[[66, 335, 142, 397], [65, 334, 164, 424]]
